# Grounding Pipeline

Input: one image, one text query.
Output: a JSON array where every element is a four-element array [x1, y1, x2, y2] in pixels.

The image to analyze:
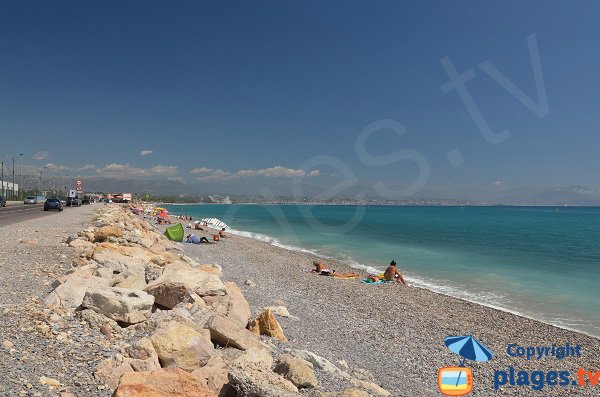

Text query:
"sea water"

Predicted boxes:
[[165, 204, 600, 338]]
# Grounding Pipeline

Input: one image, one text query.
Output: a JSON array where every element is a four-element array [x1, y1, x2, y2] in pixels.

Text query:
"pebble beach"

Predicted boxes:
[[0, 205, 598, 396], [174, 221, 600, 396]]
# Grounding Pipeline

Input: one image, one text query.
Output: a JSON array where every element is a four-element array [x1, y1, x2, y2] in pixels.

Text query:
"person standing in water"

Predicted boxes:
[[384, 260, 408, 286]]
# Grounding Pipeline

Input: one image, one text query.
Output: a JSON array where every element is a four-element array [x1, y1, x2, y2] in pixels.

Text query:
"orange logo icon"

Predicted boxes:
[[438, 366, 473, 396]]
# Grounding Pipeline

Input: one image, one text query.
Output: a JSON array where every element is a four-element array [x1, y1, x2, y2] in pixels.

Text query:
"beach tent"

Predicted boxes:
[[201, 218, 229, 229], [158, 212, 168, 219], [164, 223, 185, 241]]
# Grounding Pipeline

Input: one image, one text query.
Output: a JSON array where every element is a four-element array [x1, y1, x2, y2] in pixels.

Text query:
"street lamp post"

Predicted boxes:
[[39, 166, 48, 196], [19, 153, 23, 200], [11, 156, 15, 201]]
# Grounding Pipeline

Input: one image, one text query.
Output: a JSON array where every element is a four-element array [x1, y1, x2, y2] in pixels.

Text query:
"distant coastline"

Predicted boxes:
[[154, 200, 598, 207]]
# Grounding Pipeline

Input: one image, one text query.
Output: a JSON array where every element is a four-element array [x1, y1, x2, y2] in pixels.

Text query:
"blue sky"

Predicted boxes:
[[2, 1, 600, 199]]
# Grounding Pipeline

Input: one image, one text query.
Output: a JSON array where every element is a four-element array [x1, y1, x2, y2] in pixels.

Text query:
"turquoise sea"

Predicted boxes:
[[164, 204, 600, 337]]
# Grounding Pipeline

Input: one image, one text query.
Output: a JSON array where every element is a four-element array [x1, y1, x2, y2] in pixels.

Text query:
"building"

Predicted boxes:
[[0, 181, 19, 198]]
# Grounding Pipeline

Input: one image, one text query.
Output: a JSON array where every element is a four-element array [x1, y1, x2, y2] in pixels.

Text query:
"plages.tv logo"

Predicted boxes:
[[438, 335, 494, 396]]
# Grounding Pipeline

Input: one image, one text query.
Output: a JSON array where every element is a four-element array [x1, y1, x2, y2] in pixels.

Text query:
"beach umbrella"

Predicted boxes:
[[158, 212, 168, 219], [201, 218, 228, 229], [444, 336, 493, 362]]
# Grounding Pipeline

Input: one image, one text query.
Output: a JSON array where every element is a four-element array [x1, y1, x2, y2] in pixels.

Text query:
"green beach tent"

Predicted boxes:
[[164, 223, 185, 242]]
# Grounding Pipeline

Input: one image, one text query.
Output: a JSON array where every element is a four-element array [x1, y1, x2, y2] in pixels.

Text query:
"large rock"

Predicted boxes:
[[45, 275, 110, 310], [274, 354, 318, 389], [191, 356, 230, 396], [113, 368, 218, 397], [151, 322, 214, 372], [91, 242, 155, 273], [69, 238, 94, 250], [145, 263, 163, 284], [350, 378, 391, 397], [95, 354, 134, 390], [116, 273, 147, 290], [227, 367, 299, 397], [234, 348, 273, 369], [82, 287, 154, 324], [93, 226, 124, 242], [207, 314, 262, 351], [285, 349, 350, 379], [210, 282, 251, 327], [126, 338, 161, 372], [249, 309, 287, 342], [144, 262, 225, 309], [198, 264, 222, 277]]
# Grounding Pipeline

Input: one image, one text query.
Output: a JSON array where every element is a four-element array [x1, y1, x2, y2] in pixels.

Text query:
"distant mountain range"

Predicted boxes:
[[29, 176, 600, 205]]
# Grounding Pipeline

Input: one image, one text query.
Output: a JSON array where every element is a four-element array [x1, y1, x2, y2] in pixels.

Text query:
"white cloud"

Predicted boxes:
[[167, 176, 185, 183], [34, 151, 50, 160], [494, 180, 505, 186], [140, 150, 153, 156], [234, 166, 307, 178], [44, 163, 71, 172], [79, 164, 98, 171], [96, 163, 179, 178], [197, 169, 232, 182], [190, 167, 213, 174], [196, 166, 320, 182], [148, 165, 178, 176]]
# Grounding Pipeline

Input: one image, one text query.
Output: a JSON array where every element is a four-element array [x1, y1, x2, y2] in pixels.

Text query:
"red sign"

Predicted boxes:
[[76, 180, 83, 192]]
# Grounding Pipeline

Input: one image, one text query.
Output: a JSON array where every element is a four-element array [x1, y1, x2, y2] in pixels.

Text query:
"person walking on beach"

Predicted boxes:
[[384, 260, 408, 286]]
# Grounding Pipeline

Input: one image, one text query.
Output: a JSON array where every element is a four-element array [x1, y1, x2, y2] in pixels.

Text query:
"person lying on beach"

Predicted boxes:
[[367, 274, 380, 283], [219, 228, 229, 238], [194, 223, 204, 231], [313, 260, 333, 275], [185, 234, 214, 244], [384, 260, 408, 286], [312, 261, 359, 279]]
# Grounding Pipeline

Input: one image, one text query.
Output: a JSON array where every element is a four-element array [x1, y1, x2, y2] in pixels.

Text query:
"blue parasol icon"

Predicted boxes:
[[443, 336, 493, 390], [445, 335, 493, 364]]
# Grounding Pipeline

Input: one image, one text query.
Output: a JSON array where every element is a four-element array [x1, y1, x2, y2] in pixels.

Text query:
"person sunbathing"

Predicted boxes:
[[185, 234, 214, 244], [312, 261, 359, 278], [219, 228, 229, 238], [384, 260, 408, 285], [194, 223, 204, 230]]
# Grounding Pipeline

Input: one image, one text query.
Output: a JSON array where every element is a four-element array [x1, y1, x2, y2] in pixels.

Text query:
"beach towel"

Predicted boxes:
[[361, 278, 394, 284], [361, 279, 383, 284]]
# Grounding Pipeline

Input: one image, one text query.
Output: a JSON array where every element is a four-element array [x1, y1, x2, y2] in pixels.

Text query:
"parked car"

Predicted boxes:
[[66, 196, 82, 207], [82, 195, 94, 205], [24, 196, 37, 204], [0, 196, 6, 207], [44, 198, 63, 211]]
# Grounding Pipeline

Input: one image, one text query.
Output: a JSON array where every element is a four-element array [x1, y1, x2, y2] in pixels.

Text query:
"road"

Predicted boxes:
[[0, 204, 66, 227]]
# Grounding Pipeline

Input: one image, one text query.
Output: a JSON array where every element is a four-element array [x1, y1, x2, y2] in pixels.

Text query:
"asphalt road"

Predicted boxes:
[[0, 204, 66, 227]]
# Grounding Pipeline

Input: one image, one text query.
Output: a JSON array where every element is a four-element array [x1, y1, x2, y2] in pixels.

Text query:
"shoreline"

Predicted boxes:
[[168, 220, 600, 395], [186, 221, 599, 340]]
